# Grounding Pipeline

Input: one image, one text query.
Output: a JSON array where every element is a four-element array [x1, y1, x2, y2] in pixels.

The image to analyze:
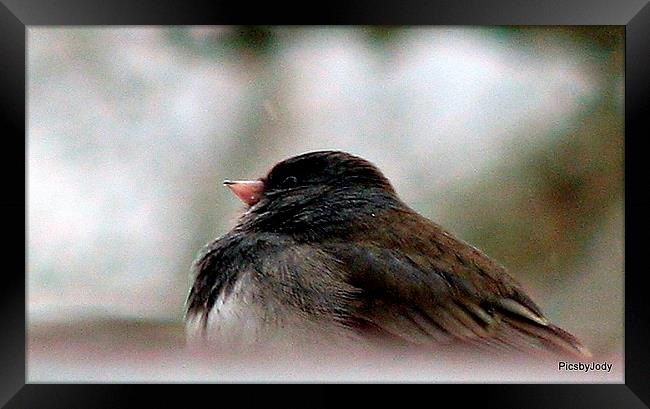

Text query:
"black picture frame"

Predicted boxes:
[[2, 0, 648, 407]]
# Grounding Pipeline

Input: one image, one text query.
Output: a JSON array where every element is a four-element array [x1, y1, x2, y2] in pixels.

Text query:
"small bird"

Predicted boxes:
[[185, 150, 590, 359]]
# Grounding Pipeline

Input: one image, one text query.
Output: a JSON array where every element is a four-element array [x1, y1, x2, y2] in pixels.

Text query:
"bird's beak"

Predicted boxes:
[[223, 180, 265, 206]]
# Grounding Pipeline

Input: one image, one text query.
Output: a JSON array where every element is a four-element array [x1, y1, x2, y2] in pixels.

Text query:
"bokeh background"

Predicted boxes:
[[27, 26, 624, 382]]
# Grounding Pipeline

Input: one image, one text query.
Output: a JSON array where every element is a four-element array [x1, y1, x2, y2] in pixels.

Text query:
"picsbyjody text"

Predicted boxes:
[[558, 361, 612, 372]]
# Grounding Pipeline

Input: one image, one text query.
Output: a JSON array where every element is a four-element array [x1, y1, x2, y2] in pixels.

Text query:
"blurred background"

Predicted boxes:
[[27, 26, 623, 382]]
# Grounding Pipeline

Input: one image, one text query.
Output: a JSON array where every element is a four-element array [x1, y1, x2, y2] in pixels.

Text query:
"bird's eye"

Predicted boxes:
[[281, 176, 298, 188]]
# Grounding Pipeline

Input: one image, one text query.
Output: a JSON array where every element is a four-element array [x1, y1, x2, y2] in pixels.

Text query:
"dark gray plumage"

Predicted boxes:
[[185, 151, 590, 359]]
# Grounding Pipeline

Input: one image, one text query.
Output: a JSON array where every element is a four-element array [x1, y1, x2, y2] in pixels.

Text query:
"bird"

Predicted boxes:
[[185, 150, 591, 359]]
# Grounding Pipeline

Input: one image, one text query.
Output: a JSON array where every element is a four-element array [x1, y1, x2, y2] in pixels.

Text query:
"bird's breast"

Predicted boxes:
[[185, 270, 363, 352], [186, 274, 268, 349]]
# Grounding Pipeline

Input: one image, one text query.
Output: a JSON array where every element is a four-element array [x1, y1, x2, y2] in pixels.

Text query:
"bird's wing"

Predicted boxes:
[[324, 218, 591, 359]]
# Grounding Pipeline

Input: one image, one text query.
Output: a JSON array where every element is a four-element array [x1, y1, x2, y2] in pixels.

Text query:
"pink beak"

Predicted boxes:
[[223, 180, 265, 206]]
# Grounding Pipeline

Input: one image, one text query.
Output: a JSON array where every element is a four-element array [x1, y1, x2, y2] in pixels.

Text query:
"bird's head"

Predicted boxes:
[[224, 150, 402, 239]]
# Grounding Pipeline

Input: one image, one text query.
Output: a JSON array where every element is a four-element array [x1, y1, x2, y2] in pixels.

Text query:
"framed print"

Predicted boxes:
[[2, 0, 648, 407]]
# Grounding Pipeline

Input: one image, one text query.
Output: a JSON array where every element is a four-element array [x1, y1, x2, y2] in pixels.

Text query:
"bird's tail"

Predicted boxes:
[[501, 315, 592, 360]]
